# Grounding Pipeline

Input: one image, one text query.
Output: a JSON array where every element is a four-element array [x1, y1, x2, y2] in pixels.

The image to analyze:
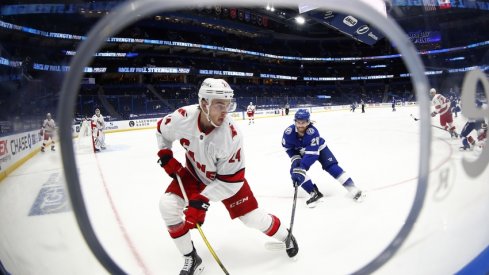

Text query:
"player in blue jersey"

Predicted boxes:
[[281, 109, 364, 207]]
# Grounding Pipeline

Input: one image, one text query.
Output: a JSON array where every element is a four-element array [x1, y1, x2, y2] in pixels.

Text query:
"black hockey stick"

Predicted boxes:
[[410, 114, 460, 136], [285, 185, 299, 248], [264, 184, 299, 252]]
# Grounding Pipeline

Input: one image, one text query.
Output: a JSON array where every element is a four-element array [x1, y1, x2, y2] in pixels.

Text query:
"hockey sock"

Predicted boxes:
[[168, 227, 193, 255], [327, 164, 356, 187], [342, 178, 354, 187], [300, 180, 314, 193], [325, 163, 344, 178]]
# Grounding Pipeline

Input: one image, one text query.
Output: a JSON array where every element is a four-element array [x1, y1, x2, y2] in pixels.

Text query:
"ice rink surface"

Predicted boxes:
[[1, 105, 489, 275]]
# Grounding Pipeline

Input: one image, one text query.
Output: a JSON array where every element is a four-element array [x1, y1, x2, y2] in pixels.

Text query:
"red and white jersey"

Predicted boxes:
[[91, 114, 105, 130], [156, 104, 245, 202], [432, 94, 450, 115], [478, 128, 487, 142], [247, 104, 255, 114], [42, 119, 56, 133]]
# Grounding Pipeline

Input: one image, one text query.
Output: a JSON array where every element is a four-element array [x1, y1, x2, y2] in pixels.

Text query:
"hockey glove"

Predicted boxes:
[[290, 155, 302, 174], [157, 149, 184, 179], [291, 167, 306, 187], [185, 194, 210, 228], [431, 111, 437, 117]]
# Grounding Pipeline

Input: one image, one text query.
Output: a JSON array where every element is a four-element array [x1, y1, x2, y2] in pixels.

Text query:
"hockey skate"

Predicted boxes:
[[41, 147, 45, 153], [306, 185, 323, 208], [285, 231, 299, 258], [180, 247, 204, 275], [51, 147, 55, 151], [345, 185, 365, 202]]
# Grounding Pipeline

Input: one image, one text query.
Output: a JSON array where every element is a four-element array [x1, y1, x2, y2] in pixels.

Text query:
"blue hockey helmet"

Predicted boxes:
[[294, 109, 310, 122]]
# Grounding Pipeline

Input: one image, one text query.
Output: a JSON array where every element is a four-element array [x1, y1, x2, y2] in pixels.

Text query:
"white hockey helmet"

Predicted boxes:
[[429, 88, 437, 95], [198, 78, 234, 100], [250, 102, 253, 105], [46, 113, 51, 118]]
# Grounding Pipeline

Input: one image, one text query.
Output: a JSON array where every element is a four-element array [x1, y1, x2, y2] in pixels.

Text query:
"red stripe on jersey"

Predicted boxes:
[[185, 156, 202, 182], [217, 168, 245, 183], [264, 214, 281, 236], [168, 222, 189, 239], [156, 118, 163, 134], [229, 124, 237, 139]]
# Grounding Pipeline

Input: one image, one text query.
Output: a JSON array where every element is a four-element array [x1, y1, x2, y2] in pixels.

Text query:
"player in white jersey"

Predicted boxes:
[[156, 78, 298, 275], [40, 113, 56, 152], [246, 102, 256, 124], [91, 108, 106, 152], [430, 88, 458, 138]]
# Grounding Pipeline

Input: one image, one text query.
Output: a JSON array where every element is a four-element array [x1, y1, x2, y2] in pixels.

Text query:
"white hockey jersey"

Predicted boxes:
[[156, 104, 245, 202], [247, 104, 255, 114], [42, 118, 56, 133], [92, 114, 105, 130], [432, 94, 450, 115]]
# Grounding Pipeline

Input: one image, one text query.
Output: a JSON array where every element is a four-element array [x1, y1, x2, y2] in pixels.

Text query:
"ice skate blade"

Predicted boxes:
[[352, 192, 366, 203], [306, 198, 324, 208], [194, 265, 204, 275], [264, 241, 286, 251]]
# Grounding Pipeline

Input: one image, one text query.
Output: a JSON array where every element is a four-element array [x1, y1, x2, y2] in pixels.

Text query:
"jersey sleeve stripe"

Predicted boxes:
[[156, 118, 163, 134], [216, 168, 245, 183]]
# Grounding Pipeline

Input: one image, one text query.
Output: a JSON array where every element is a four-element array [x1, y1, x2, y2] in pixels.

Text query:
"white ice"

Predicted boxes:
[[1, 105, 488, 275]]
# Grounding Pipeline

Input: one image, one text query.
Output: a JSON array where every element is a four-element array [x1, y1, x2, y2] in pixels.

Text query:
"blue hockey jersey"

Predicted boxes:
[[281, 123, 326, 171]]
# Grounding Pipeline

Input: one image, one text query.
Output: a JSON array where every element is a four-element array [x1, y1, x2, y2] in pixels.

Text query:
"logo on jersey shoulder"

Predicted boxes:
[[177, 108, 187, 117], [306, 128, 315, 135], [164, 116, 172, 125], [285, 127, 293, 135]]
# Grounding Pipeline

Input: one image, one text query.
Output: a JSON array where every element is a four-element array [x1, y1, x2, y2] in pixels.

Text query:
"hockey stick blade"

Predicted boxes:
[[264, 241, 286, 251], [410, 114, 419, 121], [265, 242, 299, 261], [410, 114, 460, 137]]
